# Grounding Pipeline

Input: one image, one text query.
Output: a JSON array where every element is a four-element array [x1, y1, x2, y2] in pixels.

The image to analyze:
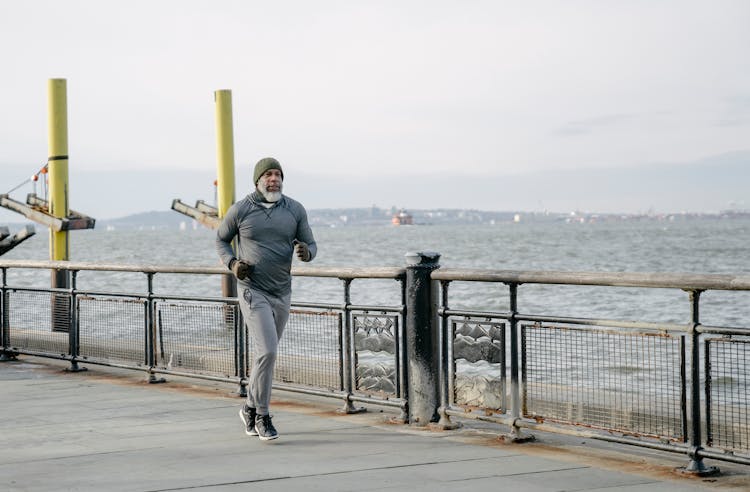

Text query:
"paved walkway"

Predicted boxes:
[[1, 357, 747, 492]]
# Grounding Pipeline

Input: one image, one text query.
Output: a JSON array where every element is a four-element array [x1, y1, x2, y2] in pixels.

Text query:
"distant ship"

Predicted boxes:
[[392, 209, 414, 226]]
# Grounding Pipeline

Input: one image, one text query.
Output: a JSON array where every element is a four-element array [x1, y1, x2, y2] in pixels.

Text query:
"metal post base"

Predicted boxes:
[[65, 361, 88, 373], [677, 460, 720, 477], [430, 407, 462, 430], [0, 351, 18, 362], [499, 427, 536, 443], [429, 420, 462, 431], [237, 383, 247, 398], [148, 373, 166, 384], [337, 398, 367, 415]]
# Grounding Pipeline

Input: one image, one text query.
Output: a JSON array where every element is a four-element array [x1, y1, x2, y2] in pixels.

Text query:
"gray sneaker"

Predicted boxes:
[[239, 404, 258, 436], [255, 414, 278, 441]]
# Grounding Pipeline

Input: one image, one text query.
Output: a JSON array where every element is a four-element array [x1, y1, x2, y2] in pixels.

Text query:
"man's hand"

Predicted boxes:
[[230, 259, 253, 280], [293, 240, 311, 262]]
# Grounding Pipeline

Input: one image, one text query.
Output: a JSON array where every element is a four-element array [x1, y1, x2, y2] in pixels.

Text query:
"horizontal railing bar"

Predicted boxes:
[[77, 358, 149, 372], [10, 349, 70, 361], [150, 368, 240, 384], [5, 286, 71, 295], [442, 308, 511, 319], [274, 382, 349, 401], [0, 260, 228, 274], [293, 266, 405, 280], [6, 286, 237, 304], [77, 291, 146, 300], [273, 382, 406, 410], [6, 260, 749, 290], [521, 420, 687, 454], [442, 310, 686, 332], [18, 357, 241, 387], [349, 305, 403, 313], [291, 302, 403, 313], [516, 314, 688, 332], [0, 260, 406, 279], [444, 408, 687, 454], [4, 261, 749, 293], [433, 268, 750, 291], [699, 449, 750, 466], [348, 394, 406, 409], [153, 294, 237, 304], [697, 324, 750, 336], [291, 301, 343, 310]]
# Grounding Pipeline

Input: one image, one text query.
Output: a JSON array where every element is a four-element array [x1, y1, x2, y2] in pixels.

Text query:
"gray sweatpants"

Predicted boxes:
[[239, 287, 291, 415]]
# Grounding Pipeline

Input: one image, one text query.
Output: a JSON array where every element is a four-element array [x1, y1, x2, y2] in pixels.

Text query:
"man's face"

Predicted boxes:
[[259, 169, 283, 192], [257, 168, 283, 202]]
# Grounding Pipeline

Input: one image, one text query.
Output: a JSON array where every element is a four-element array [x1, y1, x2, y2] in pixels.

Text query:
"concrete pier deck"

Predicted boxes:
[[2, 357, 748, 491]]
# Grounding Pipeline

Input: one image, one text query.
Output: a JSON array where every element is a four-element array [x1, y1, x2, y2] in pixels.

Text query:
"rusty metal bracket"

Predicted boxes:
[[171, 198, 220, 229], [0, 194, 95, 232], [0, 225, 36, 256]]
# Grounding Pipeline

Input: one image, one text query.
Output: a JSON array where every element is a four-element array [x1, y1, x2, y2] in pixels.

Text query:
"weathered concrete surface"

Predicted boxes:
[[1, 357, 747, 492]]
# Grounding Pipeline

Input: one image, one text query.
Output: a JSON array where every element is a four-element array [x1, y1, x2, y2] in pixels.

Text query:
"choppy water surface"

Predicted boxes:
[[3, 219, 750, 327]]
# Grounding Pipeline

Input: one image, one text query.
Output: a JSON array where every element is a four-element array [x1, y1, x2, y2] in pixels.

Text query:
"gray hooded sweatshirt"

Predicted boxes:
[[216, 193, 317, 297]]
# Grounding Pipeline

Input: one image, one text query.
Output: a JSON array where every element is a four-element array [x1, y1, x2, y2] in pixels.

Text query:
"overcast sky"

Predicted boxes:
[[1, 1, 749, 216]]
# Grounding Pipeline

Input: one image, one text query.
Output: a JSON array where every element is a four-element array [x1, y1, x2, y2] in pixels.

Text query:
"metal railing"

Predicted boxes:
[[2, 258, 750, 473], [0, 260, 407, 418], [433, 268, 750, 474]]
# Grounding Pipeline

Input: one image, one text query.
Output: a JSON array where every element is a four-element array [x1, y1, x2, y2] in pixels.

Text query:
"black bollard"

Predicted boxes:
[[404, 251, 440, 425]]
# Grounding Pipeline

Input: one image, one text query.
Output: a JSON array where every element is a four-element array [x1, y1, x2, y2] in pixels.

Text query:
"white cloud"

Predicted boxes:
[[1, 0, 748, 188]]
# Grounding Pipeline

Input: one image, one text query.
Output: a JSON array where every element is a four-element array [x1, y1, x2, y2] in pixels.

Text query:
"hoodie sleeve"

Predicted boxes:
[[295, 205, 317, 261], [215, 203, 239, 268]]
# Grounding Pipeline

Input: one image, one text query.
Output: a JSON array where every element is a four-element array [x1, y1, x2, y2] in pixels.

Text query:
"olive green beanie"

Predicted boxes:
[[253, 157, 284, 185]]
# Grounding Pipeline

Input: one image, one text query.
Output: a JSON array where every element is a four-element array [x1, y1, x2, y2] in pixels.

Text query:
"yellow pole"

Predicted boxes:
[[47, 79, 70, 332], [214, 90, 236, 298], [214, 90, 235, 218], [47, 78, 70, 288]]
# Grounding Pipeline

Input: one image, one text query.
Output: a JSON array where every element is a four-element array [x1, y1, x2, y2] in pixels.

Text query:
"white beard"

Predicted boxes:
[[258, 180, 283, 202]]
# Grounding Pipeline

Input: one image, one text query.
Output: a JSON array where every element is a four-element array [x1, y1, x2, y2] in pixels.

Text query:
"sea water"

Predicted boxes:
[[2, 219, 749, 328]]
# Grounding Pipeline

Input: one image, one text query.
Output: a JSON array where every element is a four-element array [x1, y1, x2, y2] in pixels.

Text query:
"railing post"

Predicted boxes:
[[235, 303, 247, 397], [65, 270, 86, 372], [436, 279, 460, 429], [145, 273, 165, 384], [396, 276, 409, 422], [0, 267, 15, 361], [679, 289, 718, 475], [339, 278, 365, 414], [404, 251, 441, 425], [507, 282, 533, 442]]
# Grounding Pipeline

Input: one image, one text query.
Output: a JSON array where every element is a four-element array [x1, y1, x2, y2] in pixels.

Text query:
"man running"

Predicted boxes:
[[216, 157, 317, 441]]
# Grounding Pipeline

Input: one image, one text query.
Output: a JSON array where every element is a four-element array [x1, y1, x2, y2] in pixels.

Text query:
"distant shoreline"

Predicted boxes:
[[3, 207, 750, 231]]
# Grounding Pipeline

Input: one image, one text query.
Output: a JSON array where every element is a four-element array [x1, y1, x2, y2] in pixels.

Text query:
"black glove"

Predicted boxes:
[[293, 240, 311, 261], [229, 259, 253, 280]]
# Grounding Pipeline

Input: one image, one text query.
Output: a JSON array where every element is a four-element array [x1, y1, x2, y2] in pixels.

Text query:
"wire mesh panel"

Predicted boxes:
[[6, 290, 69, 356], [706, 338, 750, 454], [78, 295, 146, 366], [522, 323, 685, 440], [156, 301, 236, 377], [353, 312, 399, 397], [273, 309, 342, 391], [452, 318, 506, 412]]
